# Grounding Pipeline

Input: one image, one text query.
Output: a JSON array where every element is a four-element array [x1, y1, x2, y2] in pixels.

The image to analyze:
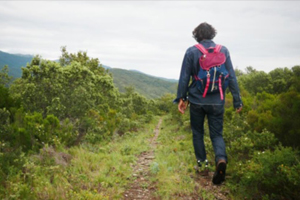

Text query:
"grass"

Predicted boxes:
[[1, 116, 160, 200], [150, 115, 216, 200]]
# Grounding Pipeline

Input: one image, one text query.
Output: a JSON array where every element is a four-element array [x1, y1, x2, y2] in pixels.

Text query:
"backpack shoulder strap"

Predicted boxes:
[[195, 44, 208, 54], [214, 44, 222, 53]]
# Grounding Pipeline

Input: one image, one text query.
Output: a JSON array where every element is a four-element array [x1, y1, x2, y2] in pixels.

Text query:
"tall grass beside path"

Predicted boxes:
[[1, 117, 160, 200]]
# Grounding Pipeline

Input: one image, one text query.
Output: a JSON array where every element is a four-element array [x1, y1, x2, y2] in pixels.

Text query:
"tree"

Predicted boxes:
[[239, 70, 273, 94], [9, 49, 120, 144], [11, 50, 117, 120], [290, 65, 300, 92], [59, 46, 106, 75], [0, 65, 20, 121], [270, 91, 300, 148], [269, 67, 293, 94], [0, 65, 12, 86]]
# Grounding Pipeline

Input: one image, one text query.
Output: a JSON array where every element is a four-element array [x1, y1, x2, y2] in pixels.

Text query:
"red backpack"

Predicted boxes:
[[194, 44, 229, 100]]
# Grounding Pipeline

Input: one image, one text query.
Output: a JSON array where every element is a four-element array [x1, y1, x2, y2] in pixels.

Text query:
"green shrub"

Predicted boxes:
[[248, 129, 278, 150], [3, 112, 76, 152], [231, 146, 300, 199]]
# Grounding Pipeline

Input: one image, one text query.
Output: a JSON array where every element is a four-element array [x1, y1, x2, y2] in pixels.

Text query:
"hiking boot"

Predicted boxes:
[[212, 159, 226, 185]]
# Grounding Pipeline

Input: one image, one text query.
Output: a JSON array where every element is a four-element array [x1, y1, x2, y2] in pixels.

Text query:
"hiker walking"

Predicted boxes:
[[174, 22, 243, 185]]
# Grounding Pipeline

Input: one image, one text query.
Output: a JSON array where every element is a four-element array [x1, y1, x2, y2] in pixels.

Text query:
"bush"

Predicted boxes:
[[231, 146, 300, 199], [3, 111, 76, 152]]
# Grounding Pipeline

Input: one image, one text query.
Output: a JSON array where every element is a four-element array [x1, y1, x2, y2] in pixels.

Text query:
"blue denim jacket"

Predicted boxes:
[[174, 40, 243, 108]]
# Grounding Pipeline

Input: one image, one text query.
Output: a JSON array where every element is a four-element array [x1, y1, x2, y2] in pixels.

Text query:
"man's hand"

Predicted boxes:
[[178, 99, 189, 114], [236, 106, 243, 113]]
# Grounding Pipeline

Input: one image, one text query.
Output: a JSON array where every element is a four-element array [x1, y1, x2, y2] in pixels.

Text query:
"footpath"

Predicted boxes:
[[123, 118, 162, 200], [122, 117, 229, 200]]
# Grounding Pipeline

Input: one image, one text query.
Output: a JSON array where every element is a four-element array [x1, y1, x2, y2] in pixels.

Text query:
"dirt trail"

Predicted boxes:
[[123, 118, 229, 200], [123, 118, 162, 200]]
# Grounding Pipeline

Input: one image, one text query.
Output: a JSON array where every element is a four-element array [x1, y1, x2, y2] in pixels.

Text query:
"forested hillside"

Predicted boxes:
[[0, 49, 299, 199], [109, 68, 177, 99], [0, 50, 177, 99]]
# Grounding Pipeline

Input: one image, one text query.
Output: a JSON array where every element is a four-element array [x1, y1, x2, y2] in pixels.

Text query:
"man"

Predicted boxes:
[[174, 22, 243, 185]]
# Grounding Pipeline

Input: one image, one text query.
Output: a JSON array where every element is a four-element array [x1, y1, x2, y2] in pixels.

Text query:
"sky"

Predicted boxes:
[[1, 1, 300, 80]]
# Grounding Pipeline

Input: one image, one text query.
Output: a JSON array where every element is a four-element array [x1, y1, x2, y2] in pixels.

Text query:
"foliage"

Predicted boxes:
[[11, 54, 116, 119], [0, 65, 12, 86], [0, 85, 16, 111], [239, 66, 300, 95], [2, 48, 158, 149], [265, 91, 300, 147], [237, 66, 300, 147], [239, 67, 273, 94], [231, 146, 300, 199]]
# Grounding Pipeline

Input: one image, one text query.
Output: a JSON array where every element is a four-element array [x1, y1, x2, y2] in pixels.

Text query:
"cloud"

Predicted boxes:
[[0, 1, 300, 79]]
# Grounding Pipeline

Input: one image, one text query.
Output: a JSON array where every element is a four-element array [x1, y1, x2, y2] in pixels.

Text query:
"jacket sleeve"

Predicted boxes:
[[225, 50, 243, 108], [173, 49, 193, 103]]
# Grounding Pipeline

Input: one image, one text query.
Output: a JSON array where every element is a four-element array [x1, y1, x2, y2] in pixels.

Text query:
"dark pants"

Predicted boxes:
[[190, 103, 227, 164]]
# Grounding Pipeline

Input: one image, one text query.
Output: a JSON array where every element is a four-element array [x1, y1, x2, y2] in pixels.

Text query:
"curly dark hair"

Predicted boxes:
[[192, 22, 217, 43]]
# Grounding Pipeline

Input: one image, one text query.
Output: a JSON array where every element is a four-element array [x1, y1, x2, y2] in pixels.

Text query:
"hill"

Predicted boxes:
[[0, 51, 34, 77], [108, 68, 177, 99], [0, 50, 177, 99], [129, 69, 178, 83]]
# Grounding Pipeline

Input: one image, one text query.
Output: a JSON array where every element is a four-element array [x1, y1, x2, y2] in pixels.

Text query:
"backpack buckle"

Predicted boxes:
[[201, 54, 206, 61]]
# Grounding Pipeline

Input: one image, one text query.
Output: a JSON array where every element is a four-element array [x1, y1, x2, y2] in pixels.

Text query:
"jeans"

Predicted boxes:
[[190, 103, 227, 164]]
